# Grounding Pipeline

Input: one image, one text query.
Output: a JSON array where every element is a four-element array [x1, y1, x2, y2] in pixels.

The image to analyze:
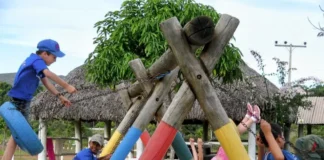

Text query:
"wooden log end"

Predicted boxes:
[[184, 16, 215, 46]]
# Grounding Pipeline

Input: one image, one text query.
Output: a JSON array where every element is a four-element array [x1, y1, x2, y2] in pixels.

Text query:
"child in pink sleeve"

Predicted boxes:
[[211, 103, 261, 160]]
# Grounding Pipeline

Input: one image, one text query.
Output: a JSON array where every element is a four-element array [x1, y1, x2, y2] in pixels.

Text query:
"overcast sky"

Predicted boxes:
[[1, 0, 323, 87]]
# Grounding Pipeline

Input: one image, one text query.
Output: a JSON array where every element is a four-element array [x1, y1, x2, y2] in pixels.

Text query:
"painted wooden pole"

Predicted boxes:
[[74, 120, 82, 153], [100, 59, 153, 157], [103, 15, 215, 158], [100, 96, 146, 157], [155, 99, 193, 160], [161, 16, 248, 160], [111, 67, 180, 160], [37, 118, 47, 160], [140, 14, 242, 160], [104, 120, 111, 140]]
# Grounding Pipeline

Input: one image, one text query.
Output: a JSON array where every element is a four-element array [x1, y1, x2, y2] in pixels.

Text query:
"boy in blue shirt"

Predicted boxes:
[[2, 39, 77, 160], [74, 134, 111, 160], [257, 119, 299, 160]]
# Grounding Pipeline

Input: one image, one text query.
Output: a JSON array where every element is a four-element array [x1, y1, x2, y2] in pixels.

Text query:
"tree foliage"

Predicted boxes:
[[0, 81, 11, 104], [85, 0, 243, 86]]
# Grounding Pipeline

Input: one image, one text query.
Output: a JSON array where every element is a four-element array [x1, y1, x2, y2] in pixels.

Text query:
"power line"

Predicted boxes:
[[274, 41, 307, 85]]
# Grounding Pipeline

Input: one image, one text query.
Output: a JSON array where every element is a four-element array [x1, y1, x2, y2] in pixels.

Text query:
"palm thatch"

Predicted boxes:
[[30, 65, 126, 122], [31, 62, 278, 123]]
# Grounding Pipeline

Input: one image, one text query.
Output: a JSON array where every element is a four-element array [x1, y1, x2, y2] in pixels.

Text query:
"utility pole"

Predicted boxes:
[[274, 41, 307, 150], [274, 41, 307, 84]]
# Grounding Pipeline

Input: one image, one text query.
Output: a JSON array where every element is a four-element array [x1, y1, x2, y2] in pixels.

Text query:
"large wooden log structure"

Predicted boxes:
[[140, 14, 249, 160], [102, 16, 215, 158]]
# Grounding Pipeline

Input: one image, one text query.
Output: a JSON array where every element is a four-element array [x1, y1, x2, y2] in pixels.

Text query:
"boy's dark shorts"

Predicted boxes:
[[10, 97, 31, 121]]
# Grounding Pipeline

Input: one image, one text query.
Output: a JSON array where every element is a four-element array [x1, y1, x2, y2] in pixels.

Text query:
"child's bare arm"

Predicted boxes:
[[190, 138, 198, 160], [264, 132, 284, 160], [43, 69, 76, 93], [41, 77, 71, 106], [197, 138, 203, 160], [260, 120, 284, 160]]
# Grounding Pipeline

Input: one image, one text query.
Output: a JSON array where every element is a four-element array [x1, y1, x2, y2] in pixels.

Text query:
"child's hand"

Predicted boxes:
[[189, 138, 195, 143], [197, 138, 203, 145], [59, 96, 72, 107], [256, 134, 265, 147], [260, 119, 271, 133], [65, 85, 77, 94]]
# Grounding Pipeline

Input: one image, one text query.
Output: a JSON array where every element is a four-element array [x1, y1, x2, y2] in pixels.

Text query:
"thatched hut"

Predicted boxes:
[[31, 62, 278, 123], [30, 62, 278, 153]]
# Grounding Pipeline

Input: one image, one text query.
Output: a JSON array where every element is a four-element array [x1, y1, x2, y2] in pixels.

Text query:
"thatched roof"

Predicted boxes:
[[31, 62, 278, 123], [30, 65, 126, 122]]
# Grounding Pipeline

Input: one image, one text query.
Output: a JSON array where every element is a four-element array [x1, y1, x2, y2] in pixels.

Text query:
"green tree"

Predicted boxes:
[[85, 0, 243, 86], [0, 81, 12, 142], [0, 81, 11, 104], [305, 84, 324, 96]]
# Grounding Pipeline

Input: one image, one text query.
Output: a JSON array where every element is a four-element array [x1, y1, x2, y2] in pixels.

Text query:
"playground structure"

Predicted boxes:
[[0, 14, 263, 160], [99, 14, 252, 160]]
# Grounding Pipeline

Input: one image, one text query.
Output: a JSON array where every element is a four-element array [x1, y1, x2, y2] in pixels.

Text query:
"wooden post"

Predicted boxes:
[[100, 59, 154, 157], [127, 16, 214, 98], [37, 118, 47, 160], [74, 120, 82, 153], [117, 83, 133, 110], [54, 139, 63, 160], [160, 16, 248, 160], [160, 16, 248, 159], [248, 123, 256, 160], [298, 124, 304, 137], [140, 14, 241, 159], [132, 67, 179, 130], [104, 120, 111, 140], [307, 124, 312, 135], [203, 121, 209, 141], [111, 67, 179, 160]]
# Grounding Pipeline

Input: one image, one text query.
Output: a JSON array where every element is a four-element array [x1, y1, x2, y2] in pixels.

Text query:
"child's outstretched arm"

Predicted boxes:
[[41, 77, 72, 106], [43, 69, 77, 93], [190, 138, 198, 160], [260, 120, 284, 160]]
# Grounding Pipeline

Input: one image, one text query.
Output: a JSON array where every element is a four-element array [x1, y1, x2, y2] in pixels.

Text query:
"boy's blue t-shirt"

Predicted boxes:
[[8, 53, 47, 101], [264, 150, 300, 160], [73, 148, 97, 160]]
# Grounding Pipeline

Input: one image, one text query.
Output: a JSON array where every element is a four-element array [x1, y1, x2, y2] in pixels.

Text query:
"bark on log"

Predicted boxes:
[[160, 14, 240, 129], [161, 16, 228, 129], [129, 59, 153, 96], [128, 15, 214, 97], [184, 16, 215, 46], [132, 67, 179, 130], [116, 83, 132, 110]]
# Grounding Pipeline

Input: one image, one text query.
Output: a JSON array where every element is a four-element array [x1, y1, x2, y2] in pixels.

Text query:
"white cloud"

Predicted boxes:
[[204, 0, 324, 86], [1, 0, 324, 87], [0, 0, 123, 58]]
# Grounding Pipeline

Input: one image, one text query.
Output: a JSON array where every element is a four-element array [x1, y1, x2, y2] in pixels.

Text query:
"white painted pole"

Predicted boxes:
[[74, 120, 82, 153], [37, 118, 47, 160], [136, 138, 144, 159], [248, 123, 256, 160]]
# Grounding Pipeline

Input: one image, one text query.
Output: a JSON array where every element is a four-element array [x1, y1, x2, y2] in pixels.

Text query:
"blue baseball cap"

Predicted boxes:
[[37, 39, 65, 57]]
